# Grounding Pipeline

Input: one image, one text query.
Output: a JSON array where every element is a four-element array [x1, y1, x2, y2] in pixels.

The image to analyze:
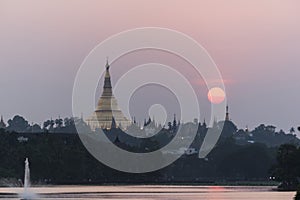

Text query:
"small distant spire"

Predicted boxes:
[[173, 114, 177, 124], [111, 117, 116, 129], [203, 118, 207, 127], [225, 104, 230, 121], [173, 114, 177, 128], [0, 115, 6, 128], [145, 117, 150, 127], [105, 57, 110, 70]]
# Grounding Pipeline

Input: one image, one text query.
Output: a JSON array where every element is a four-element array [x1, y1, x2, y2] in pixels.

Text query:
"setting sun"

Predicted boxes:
[[207, 87, 226, 104]]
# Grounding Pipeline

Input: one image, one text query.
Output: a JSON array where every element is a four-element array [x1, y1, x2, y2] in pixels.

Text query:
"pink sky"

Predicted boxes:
[[0, 0, 300, 132]]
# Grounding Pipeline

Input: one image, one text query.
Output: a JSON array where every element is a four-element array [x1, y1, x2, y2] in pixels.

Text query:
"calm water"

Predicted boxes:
[[0, 185, 296, 200]]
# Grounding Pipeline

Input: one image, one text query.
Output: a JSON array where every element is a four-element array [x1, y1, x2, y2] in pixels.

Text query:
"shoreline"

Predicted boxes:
[[0, 185, 294, 200], [0, 181, 279, 187]]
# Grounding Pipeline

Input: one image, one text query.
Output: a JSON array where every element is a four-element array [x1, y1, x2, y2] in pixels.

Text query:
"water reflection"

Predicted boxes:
[[0, 185, 295, 200]]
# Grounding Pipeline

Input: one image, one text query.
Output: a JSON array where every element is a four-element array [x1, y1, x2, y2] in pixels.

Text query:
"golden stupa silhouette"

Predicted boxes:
[[86, 60, 131, 130]]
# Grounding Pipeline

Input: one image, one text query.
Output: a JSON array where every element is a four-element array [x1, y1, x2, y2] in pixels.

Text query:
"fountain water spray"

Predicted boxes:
[[24, 158, 30, 192], [20, 158, 37, 200]]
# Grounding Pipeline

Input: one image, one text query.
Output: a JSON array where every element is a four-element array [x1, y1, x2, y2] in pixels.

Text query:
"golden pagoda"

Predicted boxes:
[[86, 60, 131, 130]]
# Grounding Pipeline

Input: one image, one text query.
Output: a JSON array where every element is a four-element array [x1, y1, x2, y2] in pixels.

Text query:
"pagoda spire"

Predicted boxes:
[[0, 115, 6, 128], [225, 104, 230, 121], [173, 114, 177, 131], [105, 57, 110, 70], [102, 59, 112, 97], [87, 59, 131, 130]]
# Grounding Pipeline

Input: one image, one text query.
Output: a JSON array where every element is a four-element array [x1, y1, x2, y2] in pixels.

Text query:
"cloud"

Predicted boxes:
[[191, 78, 235, 87]]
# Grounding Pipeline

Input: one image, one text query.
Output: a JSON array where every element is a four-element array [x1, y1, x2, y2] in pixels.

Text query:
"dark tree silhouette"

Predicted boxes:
[[43, 120, 51, 130], [7, 115, 30, 133], [290, 127, 296, 134], [31, 124, 42, 133], [272, 144, 300, 190], [55, 118, 63, 128], [168, 122, 172, 131], [296, 186, 300, 200]]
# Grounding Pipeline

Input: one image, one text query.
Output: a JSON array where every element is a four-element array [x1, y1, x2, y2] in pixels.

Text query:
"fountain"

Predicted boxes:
[[24, 158, 30, 192], [20, 158, 37, 200]]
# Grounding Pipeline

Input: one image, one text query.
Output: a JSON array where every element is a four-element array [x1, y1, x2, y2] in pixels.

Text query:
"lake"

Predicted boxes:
[[0, 185, 296, 199]]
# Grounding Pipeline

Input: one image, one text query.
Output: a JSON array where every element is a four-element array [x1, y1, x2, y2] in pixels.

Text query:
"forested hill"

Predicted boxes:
[[0, 127, 297, 185]]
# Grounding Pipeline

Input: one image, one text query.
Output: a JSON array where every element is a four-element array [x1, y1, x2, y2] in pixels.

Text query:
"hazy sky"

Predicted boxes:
[[0, 0, 300, 133]]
